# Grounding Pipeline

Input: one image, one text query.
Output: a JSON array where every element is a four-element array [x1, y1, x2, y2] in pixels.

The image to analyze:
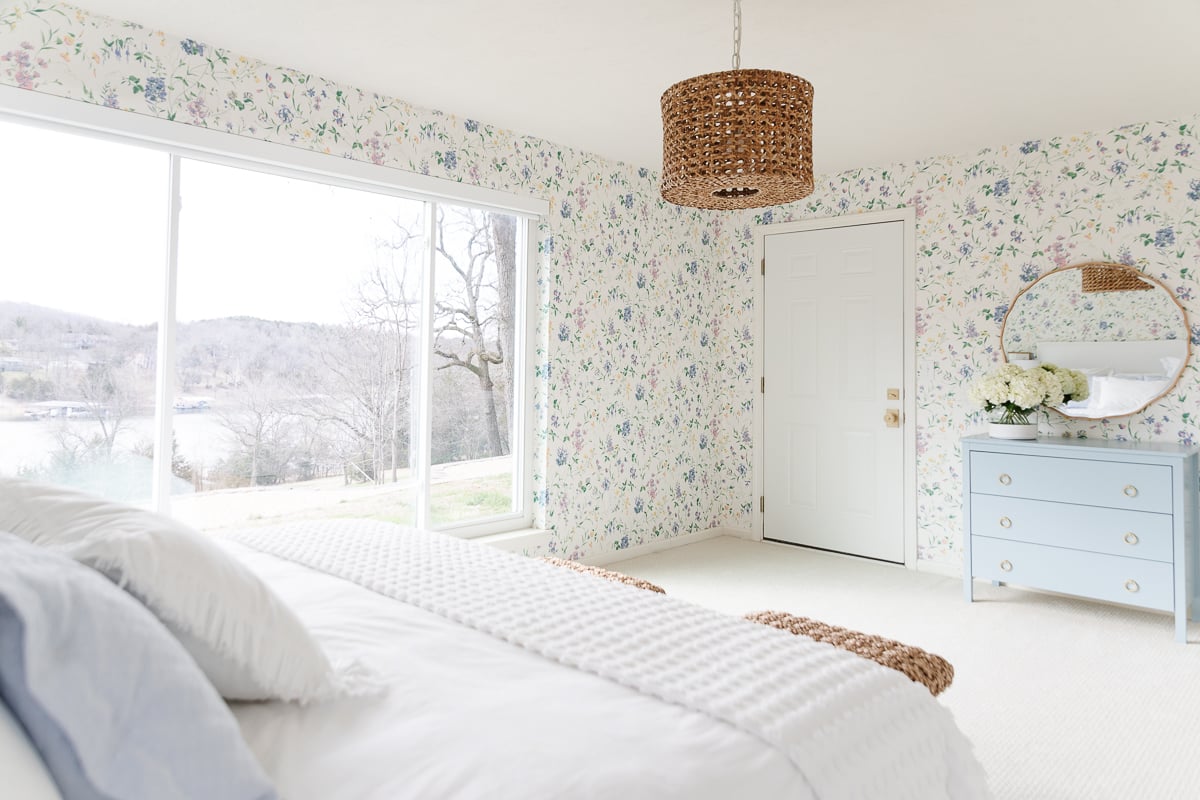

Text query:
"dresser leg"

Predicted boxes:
[[991, 580, 1001, 587], [1177, 612, 1187, 644], [964, 577, 974, 603]]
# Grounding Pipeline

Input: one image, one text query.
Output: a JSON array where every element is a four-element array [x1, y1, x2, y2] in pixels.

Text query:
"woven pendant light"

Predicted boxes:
[[660, 0, 814, 210]]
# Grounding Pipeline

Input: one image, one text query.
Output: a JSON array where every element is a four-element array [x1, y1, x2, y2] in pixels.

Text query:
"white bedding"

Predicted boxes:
[[228, 543, 811, 799], [226, 524, 989, 800]]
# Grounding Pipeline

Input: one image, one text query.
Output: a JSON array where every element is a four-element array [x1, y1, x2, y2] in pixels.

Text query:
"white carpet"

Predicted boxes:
[[613, 536, 1200, 800]]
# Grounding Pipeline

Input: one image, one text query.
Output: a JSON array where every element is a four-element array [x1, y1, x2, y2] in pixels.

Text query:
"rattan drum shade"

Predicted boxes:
[[660, 68, 814, 210], [1081, 264, 1153, 293]]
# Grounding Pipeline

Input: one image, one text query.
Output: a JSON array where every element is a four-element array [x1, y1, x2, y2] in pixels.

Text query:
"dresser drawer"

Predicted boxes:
[[969, 494, 1173, 562], [970, 451, 1173, 513], [971, 536, 1173, 611]]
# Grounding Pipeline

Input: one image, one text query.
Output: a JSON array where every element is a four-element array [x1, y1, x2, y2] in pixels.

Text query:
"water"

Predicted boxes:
[[0, 411, 234, 476]]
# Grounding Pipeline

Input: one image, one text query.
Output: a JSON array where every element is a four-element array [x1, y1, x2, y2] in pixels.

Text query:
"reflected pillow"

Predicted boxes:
[[1100, 376, 1170, 411], [1067, 368, 1112, 408], [0, 478, 363, 703], [0, 532, 277, 799]]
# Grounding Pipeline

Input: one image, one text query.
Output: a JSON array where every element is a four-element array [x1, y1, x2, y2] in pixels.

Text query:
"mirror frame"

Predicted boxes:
[[999, 261, 1191, 420]]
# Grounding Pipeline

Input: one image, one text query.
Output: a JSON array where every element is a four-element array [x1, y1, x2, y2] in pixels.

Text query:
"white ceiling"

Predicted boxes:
[[69, 0, 1200, 176]]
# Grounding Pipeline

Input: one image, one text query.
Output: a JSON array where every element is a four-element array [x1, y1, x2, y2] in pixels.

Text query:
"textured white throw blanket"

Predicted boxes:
[[229, 520, 989, 799]]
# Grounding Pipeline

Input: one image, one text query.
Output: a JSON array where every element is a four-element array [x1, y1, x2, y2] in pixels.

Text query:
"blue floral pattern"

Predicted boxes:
[[754, 125, 1200, 562], [3, 3, 1199, 567], [0, 2, 750, 561]]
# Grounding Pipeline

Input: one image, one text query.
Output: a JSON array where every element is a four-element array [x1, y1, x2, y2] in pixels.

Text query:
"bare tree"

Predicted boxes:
[[491, 213, 518, 437], [433, 206, 515, 457], [351, 230, 423, 481], [305, 324, 404, 484], [77, 361, 138, 459], [295, 222, 424, 485], [215, 377, 295, 486]]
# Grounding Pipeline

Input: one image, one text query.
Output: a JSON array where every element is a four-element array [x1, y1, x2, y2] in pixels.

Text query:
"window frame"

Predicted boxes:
[[0, 86, 546, 537]]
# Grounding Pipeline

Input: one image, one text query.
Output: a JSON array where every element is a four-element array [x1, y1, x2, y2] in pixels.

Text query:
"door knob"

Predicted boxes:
[[883, 409, 900, 428]]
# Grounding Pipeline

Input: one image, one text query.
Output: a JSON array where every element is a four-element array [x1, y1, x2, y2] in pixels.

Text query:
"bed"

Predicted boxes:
[[1037, 339, 1185, 418], [0, 479, 990, 799]]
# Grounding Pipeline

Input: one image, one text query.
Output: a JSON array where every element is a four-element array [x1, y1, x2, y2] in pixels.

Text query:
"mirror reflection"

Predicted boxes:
[[1001, 263, 1189, 419]]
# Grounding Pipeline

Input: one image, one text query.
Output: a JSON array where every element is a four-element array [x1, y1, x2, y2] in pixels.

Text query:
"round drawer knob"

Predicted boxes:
[[1123, 485, 1139, 498], [998, 473, 1012, 486], [999, 516, 1012, 529], [1124, 579, 1140, 593], [1123, 532, 1139, 546], [1000, 560, 1013, 572]]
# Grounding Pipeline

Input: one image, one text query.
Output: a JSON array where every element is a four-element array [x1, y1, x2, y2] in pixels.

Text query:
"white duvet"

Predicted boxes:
[[226, 525, 989, 800]]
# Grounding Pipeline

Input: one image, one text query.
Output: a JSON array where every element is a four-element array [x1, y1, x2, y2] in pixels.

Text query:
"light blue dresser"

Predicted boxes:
[[962, 435, 1199, 642]]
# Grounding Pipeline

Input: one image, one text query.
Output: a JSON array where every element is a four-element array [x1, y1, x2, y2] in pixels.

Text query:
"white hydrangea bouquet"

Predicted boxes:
[[969, 362, 1089, 426]]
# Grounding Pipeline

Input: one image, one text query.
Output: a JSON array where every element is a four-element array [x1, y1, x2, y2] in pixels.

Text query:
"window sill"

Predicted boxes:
[[477, 527, 553, 556]]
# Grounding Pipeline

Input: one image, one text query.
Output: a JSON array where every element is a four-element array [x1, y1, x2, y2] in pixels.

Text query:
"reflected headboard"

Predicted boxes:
[[1037, 340, 1187, 375]]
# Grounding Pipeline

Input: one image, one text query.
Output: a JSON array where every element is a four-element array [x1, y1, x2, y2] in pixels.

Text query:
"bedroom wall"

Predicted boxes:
[[8, 5, 1197, 571], [750, 117, 1200, 564], [0, 2, 756, 560]]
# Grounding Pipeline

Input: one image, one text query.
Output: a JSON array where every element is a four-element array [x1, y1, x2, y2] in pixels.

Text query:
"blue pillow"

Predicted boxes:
[[0, 532, 277, 800]]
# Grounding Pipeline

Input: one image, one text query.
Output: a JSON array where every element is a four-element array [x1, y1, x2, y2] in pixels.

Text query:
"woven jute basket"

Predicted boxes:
[[1081, 263, 1152, 293], [661, 68, 814, 210], [541, 556, 666, 594], [745, 610, 955, 696]]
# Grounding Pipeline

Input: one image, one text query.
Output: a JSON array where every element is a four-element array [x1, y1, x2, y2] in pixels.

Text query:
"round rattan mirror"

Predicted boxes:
[[1000, 262, 1190, 419]]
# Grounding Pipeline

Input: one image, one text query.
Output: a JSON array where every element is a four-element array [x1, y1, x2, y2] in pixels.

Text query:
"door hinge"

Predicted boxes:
[[760, 376, 765, 393], [761, 257, 765, 276], [760, 496, 765, 513]]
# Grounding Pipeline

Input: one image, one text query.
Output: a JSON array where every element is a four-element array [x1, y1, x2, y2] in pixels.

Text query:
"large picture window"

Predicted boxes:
[[0, 115, 532, 536], [0, 123, 167, 503]]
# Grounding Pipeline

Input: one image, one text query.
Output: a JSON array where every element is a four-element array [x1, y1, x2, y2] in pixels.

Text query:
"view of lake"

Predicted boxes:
[[0, 410, 232, 479]]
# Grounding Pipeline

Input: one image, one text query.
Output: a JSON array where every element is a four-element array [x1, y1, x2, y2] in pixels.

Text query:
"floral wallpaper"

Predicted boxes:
[[4, 2, 1199, 568], [751, 120, 1200, 562], [0, 2, 751, 560]]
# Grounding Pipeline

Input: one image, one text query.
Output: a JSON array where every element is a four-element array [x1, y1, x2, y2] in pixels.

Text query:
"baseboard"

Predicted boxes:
[[584, 526, 749, 567], [482, 525, 753, 565], [914, 559, 963, 579]]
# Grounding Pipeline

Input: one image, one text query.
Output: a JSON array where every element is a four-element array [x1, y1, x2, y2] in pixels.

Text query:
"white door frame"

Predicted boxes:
[[752, 207, 918, 568]]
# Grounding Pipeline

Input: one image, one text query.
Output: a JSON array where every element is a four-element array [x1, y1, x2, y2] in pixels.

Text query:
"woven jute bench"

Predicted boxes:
[[745, 610, 954, 696], [540, 560, 950, 695], [541, 556, 666, 594]]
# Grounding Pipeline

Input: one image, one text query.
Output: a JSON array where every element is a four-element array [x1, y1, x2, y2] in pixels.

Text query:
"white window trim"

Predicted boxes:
[[150, 155, 183, 514], [0, 84, 544, 535]]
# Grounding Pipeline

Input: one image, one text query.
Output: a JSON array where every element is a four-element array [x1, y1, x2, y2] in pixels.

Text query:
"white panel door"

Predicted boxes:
[[762, 221, 904, 562]]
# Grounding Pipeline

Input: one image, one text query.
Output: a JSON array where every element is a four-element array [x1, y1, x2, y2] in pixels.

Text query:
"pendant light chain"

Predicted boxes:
[[731, 0, 742, 70]]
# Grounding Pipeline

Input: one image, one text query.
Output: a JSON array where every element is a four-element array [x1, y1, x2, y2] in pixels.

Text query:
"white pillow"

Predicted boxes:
[[1101, 376, 1170, 411], [0, 478, 353, 703]]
